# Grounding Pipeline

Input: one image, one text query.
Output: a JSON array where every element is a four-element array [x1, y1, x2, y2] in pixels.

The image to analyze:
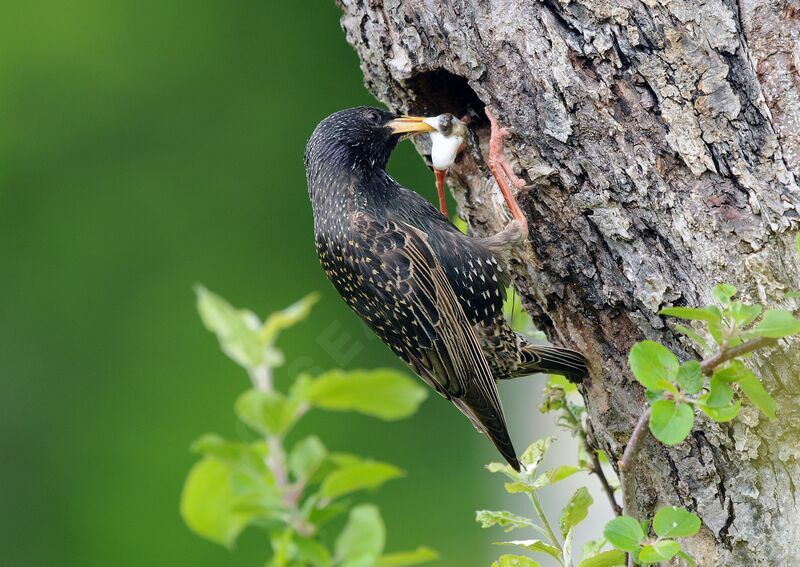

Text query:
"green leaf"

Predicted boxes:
[[603, 516, 644, 553], [335, 504, 386, 565], [235, 389, 303, 437], [476, 510, 534, 532], [196, 286, 264, 369], [639, 540, 680, 564], [628, 341, 679, 390], [697, 397, 741, 422], [749, 309, 800, 338], [677, 361, 704, 395], [519, 437, 554, 470], [320, 461, 403, 500], [711, 364, 741, 382], [180, 458, 258, 548], [532, 465, 582, 489], [190, 434, 269, 477], [260, 292, 319, 343], [563, 526, 574, 567], [729, 302, 762, 327], [296, 369, 427, 420], [504, 482, 532, 494], [649, 400, 694, 445], [734, 367, 777, 418], [307, 499, 350, 528], [707, 375, 734, 408], [674, 324, 711, 352], [486, 462, 523, 481], [495, 540, 561, 561], [268, 529, 295, 567], [677, 550, 698, 567], [376, 547, 439, 566], [560, 486, 593, 537], [712, 283, 737, 307], [295, 536, 333, 567], [491, 555, 541, 567], [706, 310, 726, 344], [289, 436, 327, 482], [653, 506, 702, 538], [659, 306, 722, 323], [547, 374, 579, 394], [577, 550, 626, 567], [580, 538, 607, 563], [644, 389, 665, 404]]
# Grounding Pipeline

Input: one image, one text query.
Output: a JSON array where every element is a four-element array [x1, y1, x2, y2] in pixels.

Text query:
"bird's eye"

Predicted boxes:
[[365, 110, 381, 123]]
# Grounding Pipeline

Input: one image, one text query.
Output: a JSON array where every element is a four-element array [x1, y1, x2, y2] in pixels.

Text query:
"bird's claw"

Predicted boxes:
[[485, 108, 528, 225]]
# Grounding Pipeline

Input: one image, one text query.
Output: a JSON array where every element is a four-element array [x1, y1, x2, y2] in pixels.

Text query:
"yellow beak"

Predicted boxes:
[[388, 116, 436, 135]]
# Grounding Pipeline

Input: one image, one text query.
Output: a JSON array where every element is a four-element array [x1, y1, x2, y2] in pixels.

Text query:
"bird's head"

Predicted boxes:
[[306, 106, 435, 172], [424, 113, 468, 141]]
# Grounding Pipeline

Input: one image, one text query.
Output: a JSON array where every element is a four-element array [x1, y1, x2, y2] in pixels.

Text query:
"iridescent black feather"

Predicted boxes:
[[306, 107, 588, 471]]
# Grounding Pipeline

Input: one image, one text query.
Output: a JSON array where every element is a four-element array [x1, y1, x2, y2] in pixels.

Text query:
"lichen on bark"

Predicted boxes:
[[336, 0, 800, 563]]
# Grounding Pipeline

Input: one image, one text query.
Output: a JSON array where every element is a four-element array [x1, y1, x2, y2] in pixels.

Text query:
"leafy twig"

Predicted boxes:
[[619, 337, 776, 524], [572, 406, 621, 516], [583, 435, 622, 516]]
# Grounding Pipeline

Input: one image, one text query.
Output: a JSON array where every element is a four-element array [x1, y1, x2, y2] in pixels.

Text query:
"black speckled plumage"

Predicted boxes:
[[306, 107, 587, 470]]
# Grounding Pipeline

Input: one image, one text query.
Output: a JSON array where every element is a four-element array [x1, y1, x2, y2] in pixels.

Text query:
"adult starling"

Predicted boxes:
[[305, 106, 587, 470]]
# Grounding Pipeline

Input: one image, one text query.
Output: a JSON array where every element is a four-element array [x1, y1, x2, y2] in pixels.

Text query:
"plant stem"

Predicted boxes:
[[583, 432, 622, 516], [569, 401, 622, 517], [249, 365, 289, 492], [618, 407, 652, 519], [251, 363, 273, 391], [528, 492, 563, 563], [700, 337, 776, 375], [559, 396, 622, 517]]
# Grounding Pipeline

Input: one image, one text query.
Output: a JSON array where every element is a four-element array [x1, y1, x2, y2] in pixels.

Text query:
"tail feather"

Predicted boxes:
[[510, 343, 588, 383], [453, 398, 521, 471]]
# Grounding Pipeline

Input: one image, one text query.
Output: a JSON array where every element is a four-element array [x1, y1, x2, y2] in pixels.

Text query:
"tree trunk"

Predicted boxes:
[[335, 0, 800, 564]]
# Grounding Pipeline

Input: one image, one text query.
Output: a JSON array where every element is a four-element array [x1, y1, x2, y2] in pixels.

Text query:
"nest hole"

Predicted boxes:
[[404, 70, 487, 127]]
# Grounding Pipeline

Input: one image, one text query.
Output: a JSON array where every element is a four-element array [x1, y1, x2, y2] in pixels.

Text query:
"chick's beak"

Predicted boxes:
[[388, 116, 436, 136]]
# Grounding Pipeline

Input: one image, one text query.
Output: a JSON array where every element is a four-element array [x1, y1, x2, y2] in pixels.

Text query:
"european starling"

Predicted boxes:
[[305, 106, 587, 470]]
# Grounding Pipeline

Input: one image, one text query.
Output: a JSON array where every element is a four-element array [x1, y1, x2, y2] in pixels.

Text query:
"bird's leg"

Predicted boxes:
[[485, 109, 528, 236], [435, 168, 449, 217]]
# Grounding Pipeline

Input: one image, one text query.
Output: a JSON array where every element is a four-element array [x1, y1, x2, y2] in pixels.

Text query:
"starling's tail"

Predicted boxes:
[[508, 342, 588, 384], [453, 398, 521, 471]]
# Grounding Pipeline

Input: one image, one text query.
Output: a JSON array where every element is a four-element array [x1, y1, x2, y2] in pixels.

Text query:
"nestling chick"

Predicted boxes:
[[422, 113, 468, 217]]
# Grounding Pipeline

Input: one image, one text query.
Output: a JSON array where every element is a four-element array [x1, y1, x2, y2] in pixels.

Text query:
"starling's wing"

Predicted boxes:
[[345, 213, 520, 470]]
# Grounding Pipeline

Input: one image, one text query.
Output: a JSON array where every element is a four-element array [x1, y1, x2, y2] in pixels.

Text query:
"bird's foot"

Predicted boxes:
[[485, 109, 528, 234]]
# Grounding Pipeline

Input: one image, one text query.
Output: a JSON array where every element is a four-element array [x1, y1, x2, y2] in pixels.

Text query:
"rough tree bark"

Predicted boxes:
[[335, 1, 800, 565]]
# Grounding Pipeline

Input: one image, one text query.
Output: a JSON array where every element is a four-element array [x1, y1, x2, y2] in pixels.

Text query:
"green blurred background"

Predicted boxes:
[[1, 2, 609, 565]]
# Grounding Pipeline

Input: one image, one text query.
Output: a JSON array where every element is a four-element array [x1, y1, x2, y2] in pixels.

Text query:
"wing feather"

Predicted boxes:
[[338, 213, 518, 468]]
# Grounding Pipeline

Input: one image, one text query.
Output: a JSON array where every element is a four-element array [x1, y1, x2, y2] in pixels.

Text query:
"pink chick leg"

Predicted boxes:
[[435, 168, 449, 217]]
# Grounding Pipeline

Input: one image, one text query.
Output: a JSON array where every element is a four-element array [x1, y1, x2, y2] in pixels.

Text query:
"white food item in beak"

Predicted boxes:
[[424, 116, 465, 171]]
